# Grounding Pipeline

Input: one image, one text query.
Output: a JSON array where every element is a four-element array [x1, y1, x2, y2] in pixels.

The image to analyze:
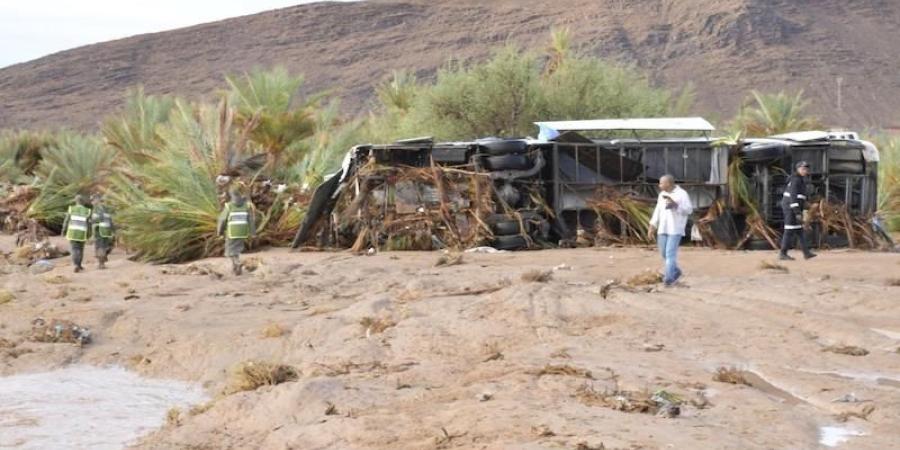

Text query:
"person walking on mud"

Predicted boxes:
[[217, 189, 254, 275], [61, 194, 91, 273], [779, 161, 817, 261], [648, 174, 694, 287], [90, 193, 115, 269]]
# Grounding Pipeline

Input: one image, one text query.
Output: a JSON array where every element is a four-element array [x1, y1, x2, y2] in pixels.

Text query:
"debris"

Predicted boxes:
[[28, 259, 55, 274], [166, 408, 182, 427], [0, 338, 16, 348], [598, 280, 617, 299], [160, 263, 224, 279], [887, 278, 900, 287], [625, 270, 662, 287], [465, 246, 505, 254], [531, 425, 556, 437], [689, 391, 712, 409], [530, 364, 594, 379], [835, 404, 876, 422], [643, 343, 665, 352], [360, 316, 396, 335], [0, 289, 13, 305], [225, 361, 298, 394], [123, 294, 140, 301], [13, 240, 68, 266], [712, 367, 750, 385], [832, 393, 869, 403], [30, 318, 91, 346], [324, 402, 339, 416], [262, 323, 287, 338], [174, 304, 191, 312], [823, 345, 869, 356], [477, 392, 493, 402], [553, 263, 572, 271], [550, 348, 572, 359], [759, 260, 789, 272], [435, 426, 467, 448], [575, 442, 606, 450], [575, 384, 680, 416], [482, 351, 504, 363], [521, 269, 553, 283], [242, 257, 263, 273], [434, 253, 464, 267]]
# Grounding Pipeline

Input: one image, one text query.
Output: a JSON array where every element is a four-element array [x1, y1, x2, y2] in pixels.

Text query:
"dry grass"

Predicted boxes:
[[836, 404, 876, 423], [625, 270, 662, 287], [261, 323, 287, 338], [41, 275, 72, 284], [0, 289, 14, 305], [712, 367, 750, 385], [759, 260, 789, 272], [529, 364, 594, 379], [521, 269, 553, 283], [823, 345, 869, 356], [188, 401, 215, 416], [166, 407, 182, 427], [225, 361, 298, 394], [434, 253, 464, 267], [575, 385, 681, 417], [360, 316, 396, 334]]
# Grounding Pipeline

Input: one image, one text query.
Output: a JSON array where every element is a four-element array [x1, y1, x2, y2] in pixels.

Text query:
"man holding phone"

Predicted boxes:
[[648, 174, 694, 286]]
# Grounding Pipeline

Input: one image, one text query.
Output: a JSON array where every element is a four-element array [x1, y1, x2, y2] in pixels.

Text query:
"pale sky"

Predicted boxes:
[[0, 1, 355, 68]]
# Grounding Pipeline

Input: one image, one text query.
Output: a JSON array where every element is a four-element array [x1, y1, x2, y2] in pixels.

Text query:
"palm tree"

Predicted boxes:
[[102, 87, 175, 165], [545, 27, 572, 76], [735, 90, 820, 137], [375, 70, 418, 112], [226, 67, 319, 170]]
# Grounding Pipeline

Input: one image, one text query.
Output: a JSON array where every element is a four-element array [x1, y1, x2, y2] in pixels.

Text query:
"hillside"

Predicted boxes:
[[1, 0, 899, 132]]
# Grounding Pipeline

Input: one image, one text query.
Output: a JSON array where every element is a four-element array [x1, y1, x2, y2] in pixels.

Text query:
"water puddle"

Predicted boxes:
[[798, 368, 900, 389], [819, 425, 865, 447], [870, 328, 900, 340], [0, 365, 206, 450]]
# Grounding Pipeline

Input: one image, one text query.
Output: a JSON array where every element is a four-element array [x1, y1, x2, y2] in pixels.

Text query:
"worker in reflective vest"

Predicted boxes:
[[779, 161, 817, 261], [61, 194, 92, 273], [90, 193, 115, 270], [217, 190, 255, 275]]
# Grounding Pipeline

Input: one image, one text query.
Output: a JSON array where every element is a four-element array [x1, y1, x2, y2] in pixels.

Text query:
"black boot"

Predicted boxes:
[[797, 230, 817, 260], [779, 230, 794, 260]]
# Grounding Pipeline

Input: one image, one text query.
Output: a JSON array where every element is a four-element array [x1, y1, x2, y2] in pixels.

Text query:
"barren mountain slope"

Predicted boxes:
[[1, 0, 898, 131]]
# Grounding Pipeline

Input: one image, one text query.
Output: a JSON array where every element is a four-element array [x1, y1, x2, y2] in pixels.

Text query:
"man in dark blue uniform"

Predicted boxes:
[[779, 161, 817, 261]]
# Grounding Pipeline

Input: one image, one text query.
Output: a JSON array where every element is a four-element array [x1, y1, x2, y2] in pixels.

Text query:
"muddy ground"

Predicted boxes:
[[1, 235, 899, 449]]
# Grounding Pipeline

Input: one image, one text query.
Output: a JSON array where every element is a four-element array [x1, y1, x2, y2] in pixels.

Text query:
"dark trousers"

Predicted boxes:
[[780, 228, 810, 255], [70, 241, 85, 268], [780, 204, 810, 255]]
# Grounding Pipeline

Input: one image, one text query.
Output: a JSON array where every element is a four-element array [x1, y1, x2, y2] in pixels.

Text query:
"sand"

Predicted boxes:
[[1, 235, 898, 449]]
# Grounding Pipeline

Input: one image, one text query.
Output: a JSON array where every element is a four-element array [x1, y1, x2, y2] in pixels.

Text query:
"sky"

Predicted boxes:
[[0, 1, 351, 68]]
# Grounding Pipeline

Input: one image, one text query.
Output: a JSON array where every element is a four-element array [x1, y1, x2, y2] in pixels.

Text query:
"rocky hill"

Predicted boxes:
[[1, 0, 899, 132]]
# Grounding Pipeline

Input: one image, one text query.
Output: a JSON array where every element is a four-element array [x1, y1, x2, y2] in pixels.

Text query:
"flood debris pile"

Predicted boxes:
[[575, 384, 683, 418], [294, 121, 891, 253], [29, 318, 91, 346], [333, 162, 496, 251]]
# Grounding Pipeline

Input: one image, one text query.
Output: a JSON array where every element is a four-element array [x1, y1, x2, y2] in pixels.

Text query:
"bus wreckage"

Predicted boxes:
[[291, 118, 891, 252]]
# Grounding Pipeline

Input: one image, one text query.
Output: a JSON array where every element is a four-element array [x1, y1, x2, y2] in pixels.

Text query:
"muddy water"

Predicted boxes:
[[0, 366, 206, 450]]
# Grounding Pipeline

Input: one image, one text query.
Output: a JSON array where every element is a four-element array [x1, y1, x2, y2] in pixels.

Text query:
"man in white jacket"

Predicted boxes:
[[647, 174, 694, 286]]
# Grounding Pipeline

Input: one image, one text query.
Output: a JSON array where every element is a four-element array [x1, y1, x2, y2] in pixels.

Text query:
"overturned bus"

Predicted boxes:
[[292, 118, 886, 252]]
